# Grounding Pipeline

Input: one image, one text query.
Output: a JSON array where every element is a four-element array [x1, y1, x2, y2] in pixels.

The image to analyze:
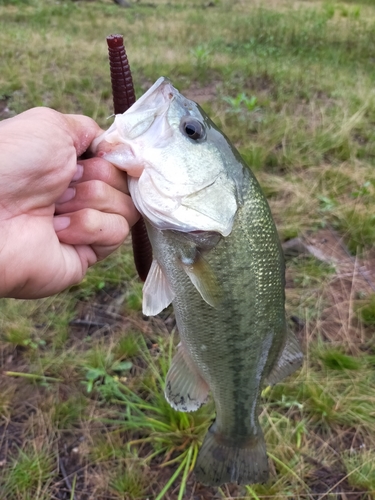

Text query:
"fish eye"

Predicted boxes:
[[180, 117, 206, 141]]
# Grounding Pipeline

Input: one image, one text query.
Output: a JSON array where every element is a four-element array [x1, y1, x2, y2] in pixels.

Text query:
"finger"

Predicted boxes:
[[71, 157, 129, 193], [55, 180, 140, 228], [63, 114, 103, 156], [54, 209, 130, 261]]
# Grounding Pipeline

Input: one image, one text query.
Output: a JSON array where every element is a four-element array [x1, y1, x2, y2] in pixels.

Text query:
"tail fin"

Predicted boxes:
[[194, 424, 269, 486]]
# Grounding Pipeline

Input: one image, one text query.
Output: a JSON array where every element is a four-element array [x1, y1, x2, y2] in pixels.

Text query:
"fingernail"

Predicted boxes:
[[56, 187, 75, 204], [53, 216, 71, 232], [72, 163, 84, 181]]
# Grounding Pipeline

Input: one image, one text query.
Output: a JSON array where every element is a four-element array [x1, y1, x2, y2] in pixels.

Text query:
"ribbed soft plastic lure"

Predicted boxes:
[[106, 34, 152, 282]]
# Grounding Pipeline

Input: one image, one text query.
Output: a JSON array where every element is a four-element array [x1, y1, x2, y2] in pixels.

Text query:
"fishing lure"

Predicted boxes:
[[106, 34, 153, 282]]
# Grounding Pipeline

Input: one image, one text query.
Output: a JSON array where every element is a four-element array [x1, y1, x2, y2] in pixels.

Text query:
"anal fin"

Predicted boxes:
[[165, 343, 209, 412], [265, 330, 303, 386]]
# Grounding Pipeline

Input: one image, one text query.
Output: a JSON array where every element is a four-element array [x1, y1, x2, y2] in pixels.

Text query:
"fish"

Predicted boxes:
[[92, 77, 303, 486]]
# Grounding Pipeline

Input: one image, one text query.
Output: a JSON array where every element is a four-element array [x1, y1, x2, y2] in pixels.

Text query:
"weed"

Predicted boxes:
[[290, 256, 336, 288], [125, 282, 143, 312], [318, 348, 362, 371], [336, 208, 375, 254], [190, 44, 211, 68], [71, 246, 136, 300], [0, 384, 16, 417], [82, 346, 133, 394], [318, 194, 338, 213], [50, 394, 87, 429], [0, 444, 55, 497], [114, 331, 142, 358], [109, 462, 149, 499], [351, 181, 372, 199], [1, 320, 35, 347], [357, 293, 375, 326], [102, 336, 214, 498], [343, 450, 375, 491], [224, 92, 259, 113], [189, 44, 212, 82]]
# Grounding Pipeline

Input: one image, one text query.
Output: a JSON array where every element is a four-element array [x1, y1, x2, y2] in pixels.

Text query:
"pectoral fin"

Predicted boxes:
[[180, 252, 222, 308], [142, 259, 175, 316], [265, 330, 303, 386], [165, 343, 210, 412]]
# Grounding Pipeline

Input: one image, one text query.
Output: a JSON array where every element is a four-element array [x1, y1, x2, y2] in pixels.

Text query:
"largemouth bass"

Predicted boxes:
[[92, 77, 303, 486]]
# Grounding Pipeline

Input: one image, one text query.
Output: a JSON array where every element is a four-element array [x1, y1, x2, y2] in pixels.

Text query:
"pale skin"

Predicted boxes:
[[0, 107, 140, 299]]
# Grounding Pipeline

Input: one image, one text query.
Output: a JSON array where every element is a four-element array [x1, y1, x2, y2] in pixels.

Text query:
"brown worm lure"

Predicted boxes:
[[106, 34, 153, 282]]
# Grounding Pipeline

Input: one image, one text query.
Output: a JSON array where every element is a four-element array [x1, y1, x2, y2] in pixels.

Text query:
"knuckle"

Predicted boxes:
[[78, 208, 100, 233], [115, 216, 130, 240], [92, 157, 113, 182], [81, 179, 108, 201], [75, 210, 130, 243]]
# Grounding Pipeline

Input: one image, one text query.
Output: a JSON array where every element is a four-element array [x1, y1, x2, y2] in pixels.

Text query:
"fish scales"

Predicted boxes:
[[92, 77, 303, 486], [146, 169, 285, 484], [149, 169, 285, 429]]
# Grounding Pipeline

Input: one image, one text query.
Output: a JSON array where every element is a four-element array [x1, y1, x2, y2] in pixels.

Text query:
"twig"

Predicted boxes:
[[59, 457, 78, 500], [69, 319, 110, 328], [4, 371, 62, 382]]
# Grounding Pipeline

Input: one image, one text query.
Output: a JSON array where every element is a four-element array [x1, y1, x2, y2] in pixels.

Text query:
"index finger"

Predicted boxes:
[[71, 157, 129, 194]]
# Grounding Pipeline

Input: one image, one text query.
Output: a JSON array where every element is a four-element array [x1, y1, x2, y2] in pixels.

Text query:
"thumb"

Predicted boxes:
[[63, 114, 104, 157]]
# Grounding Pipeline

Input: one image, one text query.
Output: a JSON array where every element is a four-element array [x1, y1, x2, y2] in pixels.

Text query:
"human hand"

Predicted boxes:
[[0, 107, 139, 299]]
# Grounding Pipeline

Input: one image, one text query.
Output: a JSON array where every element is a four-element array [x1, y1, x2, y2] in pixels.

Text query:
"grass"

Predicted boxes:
[[1, 0, 375, 498], [1, 444, 56, 499]]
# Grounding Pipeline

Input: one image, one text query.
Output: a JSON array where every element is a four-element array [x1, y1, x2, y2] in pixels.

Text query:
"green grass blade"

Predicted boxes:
[[245, 485, 261, 500], [155, 456, 187, 500], [178, 445, 193, 500], [69, 474, 77, 500]]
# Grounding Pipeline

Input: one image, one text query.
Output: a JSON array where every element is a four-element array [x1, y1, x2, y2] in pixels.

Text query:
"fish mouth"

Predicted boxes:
[[127, 77, 176, 115], [91, 77, 177, 173], [93, 134, 146, 177]]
